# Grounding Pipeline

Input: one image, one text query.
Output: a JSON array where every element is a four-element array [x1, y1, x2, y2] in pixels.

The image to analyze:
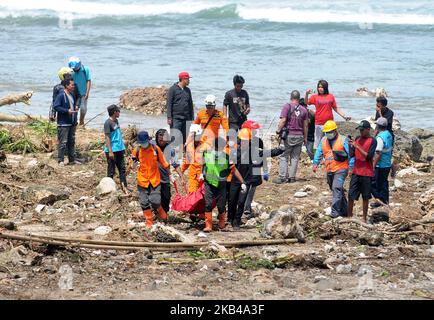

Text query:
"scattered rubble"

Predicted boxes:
[[22, 186, 71, 205], [262, 209, 305, 242], [119, 86, 168, 116]]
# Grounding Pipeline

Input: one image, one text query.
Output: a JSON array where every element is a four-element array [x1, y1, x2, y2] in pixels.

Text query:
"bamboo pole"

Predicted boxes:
[[27, 233, 298, 248], [0, 231, 298, 251]]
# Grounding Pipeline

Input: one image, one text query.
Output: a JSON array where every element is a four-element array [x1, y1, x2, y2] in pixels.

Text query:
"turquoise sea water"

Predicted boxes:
[[1, 0, 433, 130]]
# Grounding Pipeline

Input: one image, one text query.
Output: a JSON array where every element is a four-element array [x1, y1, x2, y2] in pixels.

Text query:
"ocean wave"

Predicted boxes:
[[1, 0, 434, 26]]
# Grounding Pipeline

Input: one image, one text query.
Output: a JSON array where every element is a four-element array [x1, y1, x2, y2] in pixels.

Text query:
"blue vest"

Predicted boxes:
[[377, 130, 393, 168]]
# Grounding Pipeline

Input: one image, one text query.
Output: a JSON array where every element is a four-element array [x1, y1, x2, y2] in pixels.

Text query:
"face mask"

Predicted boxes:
[[326, 132, 336, 140], [140, 142, 149, 149]]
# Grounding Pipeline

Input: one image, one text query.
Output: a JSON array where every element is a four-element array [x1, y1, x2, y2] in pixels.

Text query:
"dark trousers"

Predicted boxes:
[[204, 181, 226, 214], [105, 151, 127, 186], [170, 118, 190, 145], [160, 182, 171, 213], [228, 183, 249, 223], [57, 125, 76, 163], [326, 170, 348, 218], [372, 167, 391, 204]]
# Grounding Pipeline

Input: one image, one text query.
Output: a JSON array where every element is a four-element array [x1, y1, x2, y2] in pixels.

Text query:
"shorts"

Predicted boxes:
[[349, 174, 372, 201]]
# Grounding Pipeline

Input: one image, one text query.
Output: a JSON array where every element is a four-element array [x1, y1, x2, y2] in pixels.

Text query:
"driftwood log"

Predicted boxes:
[[0, 91, 33, 107], [0, 112, 46, 123]]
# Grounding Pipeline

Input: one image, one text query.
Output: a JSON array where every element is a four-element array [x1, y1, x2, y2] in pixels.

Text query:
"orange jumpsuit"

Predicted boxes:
[[193, 109, 229, 145], [181, 141, 210, 193]]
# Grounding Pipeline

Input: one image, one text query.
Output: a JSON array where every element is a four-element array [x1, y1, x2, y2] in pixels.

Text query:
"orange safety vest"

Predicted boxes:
[[321, 134, 349, 173], [133, 144, 169, 188]]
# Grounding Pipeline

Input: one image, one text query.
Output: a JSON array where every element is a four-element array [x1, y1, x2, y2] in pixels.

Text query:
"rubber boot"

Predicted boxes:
[[143, 209, 153, 228], [157, 206, 168, 222], [218, 212, 227, 230], [203, 212, 213, 232]]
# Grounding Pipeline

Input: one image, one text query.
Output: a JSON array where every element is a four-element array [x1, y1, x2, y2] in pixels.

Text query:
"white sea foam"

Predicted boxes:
[[0, 0, 433, 25]]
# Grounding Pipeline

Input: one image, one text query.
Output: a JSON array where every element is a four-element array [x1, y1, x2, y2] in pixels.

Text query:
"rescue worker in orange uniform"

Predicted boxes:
[[313, 121, 352, 218], [182, 124, 208, 193], [193, 95, 229, 145], [127, 131, 171, 228]]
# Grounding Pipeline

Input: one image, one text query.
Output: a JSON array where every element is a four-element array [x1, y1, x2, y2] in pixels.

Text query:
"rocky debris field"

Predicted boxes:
[[118, 87, 168, 116], [0, 123, 433, 300]]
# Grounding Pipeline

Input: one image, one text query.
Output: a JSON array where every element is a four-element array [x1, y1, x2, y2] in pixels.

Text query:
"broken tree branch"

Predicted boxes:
[[0, 91, 33, 107], [0, 112, 46, 123]]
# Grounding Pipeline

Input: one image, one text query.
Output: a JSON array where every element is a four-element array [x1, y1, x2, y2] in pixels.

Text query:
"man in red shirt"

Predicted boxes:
[[347, 120, 377, 223], [305, 80, 351, 152]]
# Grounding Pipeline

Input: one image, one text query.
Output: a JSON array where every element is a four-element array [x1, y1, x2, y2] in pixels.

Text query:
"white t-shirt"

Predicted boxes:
[[376, 136, 384, 152]]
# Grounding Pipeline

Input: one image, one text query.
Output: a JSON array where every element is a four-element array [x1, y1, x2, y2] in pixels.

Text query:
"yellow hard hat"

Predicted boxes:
[[323, 120, 337, 133], [58, 67, 73, 81], [238, 128, 252, 141]]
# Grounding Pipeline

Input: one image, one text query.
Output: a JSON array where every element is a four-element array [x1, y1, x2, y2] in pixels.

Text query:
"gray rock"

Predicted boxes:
[[394, 179, 405, 189], [369, 209, 389, 224], [313, 275, 328, 283], [408, 128, 434, 140], [324, 244, 335, 253], [294, 191, 308, 198], [336, 264, 352, 274], [397, 167, 423, 178], [151, 223, 193, 243], [96, 177, 117, 196], [192, 289, 206, 297], [261, 209, 304, 242], [359, 231, 384, 246], [94, 226, 112, 236], [22, 186, 71, 205], [357, 265, 372, 277]]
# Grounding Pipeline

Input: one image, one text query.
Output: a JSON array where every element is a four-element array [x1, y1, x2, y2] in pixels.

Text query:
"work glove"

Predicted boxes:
[[241, 183, 247, 193], [170, 175, 176, 183], [199, 174, 204, 181], [263, 173, 269, 181]]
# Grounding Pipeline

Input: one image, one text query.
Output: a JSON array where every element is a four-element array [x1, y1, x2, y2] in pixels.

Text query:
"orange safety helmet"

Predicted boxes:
[[238, 128, 252, 140]]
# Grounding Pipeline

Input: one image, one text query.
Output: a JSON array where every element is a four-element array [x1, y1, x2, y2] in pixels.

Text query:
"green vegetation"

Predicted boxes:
[[27, 119, 57, 136], [5, 137, 36, 154], [0, 128, 12, 149], [235, 255, 275, 270]]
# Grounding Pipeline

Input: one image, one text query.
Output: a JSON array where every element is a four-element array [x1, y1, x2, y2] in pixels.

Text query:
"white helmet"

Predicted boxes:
[[204, 94, 216, 106], [189, 124, 203, 135]]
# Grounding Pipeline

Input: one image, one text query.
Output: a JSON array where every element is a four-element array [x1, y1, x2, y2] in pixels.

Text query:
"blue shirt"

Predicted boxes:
[[72, 66, 91, 97], [104, 118, 125, 153], [376, 130, 393, 168], [314, 135, 354, 169]]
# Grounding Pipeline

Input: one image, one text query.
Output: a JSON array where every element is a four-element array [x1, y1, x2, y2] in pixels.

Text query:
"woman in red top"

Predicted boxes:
[[305, 80, 351, 150]]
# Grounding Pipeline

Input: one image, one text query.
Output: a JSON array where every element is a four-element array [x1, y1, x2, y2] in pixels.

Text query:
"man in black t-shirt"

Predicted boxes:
[[374, 96, 394, 142], [223, 75, 250, 131]]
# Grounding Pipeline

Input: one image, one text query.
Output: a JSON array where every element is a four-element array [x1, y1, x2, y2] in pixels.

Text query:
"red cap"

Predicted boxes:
[[178, 71, 191, 79]]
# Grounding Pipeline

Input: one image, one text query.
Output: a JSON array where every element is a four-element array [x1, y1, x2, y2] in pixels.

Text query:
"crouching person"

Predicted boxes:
[[127, 131, 171, 228], [313, 120, 350, 218], [203, 137, 246, 232]]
